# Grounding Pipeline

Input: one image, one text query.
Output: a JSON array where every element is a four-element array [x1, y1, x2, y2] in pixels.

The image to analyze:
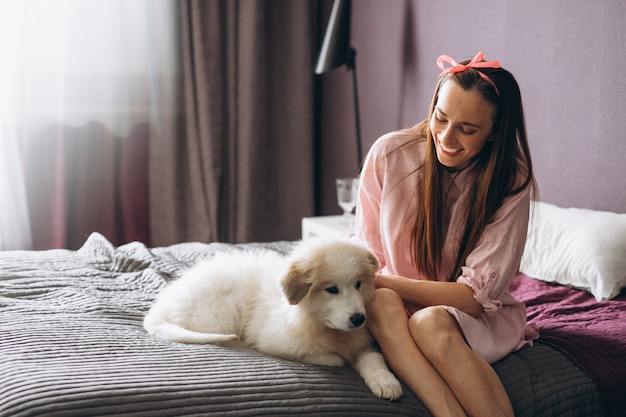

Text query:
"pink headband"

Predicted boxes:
[[437, 51, 501, 96]]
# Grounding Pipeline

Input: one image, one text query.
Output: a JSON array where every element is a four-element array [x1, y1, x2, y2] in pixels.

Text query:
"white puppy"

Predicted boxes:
[[144, 237, 402, 400]]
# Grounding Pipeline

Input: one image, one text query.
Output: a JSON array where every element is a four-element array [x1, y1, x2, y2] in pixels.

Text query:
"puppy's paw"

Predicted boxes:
[[354, 350, 402, 400], [364, 369, 403, 400]]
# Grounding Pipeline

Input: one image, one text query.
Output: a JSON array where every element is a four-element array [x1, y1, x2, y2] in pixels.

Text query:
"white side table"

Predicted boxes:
[[301, 215, 356, 239]]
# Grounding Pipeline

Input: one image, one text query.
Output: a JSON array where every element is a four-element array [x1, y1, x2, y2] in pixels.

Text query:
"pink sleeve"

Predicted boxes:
[[355, 140, 386, 269], [457, 186, 531, 313]]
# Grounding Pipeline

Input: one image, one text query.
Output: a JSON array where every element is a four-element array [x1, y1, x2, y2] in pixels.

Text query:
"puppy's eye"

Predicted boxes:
[[325, 286, 339, 295], [355, 281, 361, 290]]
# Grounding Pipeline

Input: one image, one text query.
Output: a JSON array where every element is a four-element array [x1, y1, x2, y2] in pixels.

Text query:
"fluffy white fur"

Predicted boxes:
[[144, 237, 402, 400]]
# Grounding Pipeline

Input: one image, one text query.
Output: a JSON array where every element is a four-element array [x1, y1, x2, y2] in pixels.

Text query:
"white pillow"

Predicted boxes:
[[520, 201, 626, 301]]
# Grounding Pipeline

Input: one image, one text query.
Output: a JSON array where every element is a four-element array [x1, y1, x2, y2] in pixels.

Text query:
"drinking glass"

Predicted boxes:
[[335, 177, 358, 220]]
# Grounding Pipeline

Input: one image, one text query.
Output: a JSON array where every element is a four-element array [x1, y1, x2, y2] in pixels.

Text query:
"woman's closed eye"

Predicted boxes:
[[435, 108, 479, 135], [434, 112, 447, 124], [460, 126, 477, 135]]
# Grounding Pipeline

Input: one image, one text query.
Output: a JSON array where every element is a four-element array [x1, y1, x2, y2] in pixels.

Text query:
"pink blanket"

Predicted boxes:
[[511, 274, 626, 416]]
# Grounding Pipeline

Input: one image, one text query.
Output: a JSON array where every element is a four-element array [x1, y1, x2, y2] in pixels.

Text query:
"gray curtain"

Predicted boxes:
[[150, 0, 316, 245]]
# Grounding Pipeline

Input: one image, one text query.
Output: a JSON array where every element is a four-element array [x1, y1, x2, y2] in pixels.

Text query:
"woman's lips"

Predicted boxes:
[[438, 140, 462, 155]]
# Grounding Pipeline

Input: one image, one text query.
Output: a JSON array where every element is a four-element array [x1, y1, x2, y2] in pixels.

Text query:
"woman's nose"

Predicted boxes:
[[439, 125, 454, 144]]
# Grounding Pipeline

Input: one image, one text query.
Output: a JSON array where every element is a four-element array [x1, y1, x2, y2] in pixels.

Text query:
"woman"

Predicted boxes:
[[355, 52, 538, 417]]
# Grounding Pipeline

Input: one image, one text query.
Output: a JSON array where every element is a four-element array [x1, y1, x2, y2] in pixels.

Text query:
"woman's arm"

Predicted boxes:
[[374, 273, 483, 317]]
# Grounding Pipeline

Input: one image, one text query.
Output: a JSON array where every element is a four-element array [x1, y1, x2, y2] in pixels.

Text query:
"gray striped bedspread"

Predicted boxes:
[[0, 233, 604, 416]]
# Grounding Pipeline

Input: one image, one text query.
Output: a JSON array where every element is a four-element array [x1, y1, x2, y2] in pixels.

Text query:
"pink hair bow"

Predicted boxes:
[[436, 52, 501, 95]]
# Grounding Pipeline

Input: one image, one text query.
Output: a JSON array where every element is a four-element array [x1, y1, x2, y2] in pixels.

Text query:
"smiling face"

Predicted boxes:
[[429, 80, 496, 171]]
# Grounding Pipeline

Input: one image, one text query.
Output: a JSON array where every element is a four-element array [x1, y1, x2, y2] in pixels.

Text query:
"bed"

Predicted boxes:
[[1, 203, 625, 417]]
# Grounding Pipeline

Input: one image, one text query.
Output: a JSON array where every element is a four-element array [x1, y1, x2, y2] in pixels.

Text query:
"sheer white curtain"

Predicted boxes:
[[0, 0, 179, 250]]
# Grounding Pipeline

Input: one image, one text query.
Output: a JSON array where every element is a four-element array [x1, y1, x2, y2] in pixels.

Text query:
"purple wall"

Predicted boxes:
[[318, 0, 626, 215]]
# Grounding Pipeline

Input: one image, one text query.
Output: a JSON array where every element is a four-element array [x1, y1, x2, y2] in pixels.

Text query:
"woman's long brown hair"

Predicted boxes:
[[409, 63, 536, 281]]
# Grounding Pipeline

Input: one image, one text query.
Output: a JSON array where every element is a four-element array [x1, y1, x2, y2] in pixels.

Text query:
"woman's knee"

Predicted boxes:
[[366, 288, 405, 332], [409, 306, 464, 356]]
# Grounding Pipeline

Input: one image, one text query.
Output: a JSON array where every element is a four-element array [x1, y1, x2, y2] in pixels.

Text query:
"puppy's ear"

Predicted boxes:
[[366, 251, 380, 274], [281, 261, 313, 305]]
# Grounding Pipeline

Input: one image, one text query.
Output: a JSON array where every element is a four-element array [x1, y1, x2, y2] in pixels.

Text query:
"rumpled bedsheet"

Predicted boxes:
[[0, 233, 608, 417], [511, 274, 626, 417]]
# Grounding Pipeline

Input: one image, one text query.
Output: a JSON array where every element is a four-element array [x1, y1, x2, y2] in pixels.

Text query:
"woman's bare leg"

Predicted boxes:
[[367, 289, 467, 417], [409, 306, 515, 417]]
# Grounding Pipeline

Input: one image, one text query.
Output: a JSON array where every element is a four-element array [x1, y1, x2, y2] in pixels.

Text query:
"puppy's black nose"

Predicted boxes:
[[350, 313, 365, 327]]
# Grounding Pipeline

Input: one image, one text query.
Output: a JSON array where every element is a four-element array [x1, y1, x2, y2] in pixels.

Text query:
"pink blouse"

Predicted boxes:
[[355, 130, 538, 363]]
